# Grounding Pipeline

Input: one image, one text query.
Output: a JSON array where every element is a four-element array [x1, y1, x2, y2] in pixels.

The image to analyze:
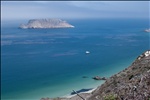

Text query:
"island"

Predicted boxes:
[[19, 19, 74, 29], [145, 29, 150, 32]]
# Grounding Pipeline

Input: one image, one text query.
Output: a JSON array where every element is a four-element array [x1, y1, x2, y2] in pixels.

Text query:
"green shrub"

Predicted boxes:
[[104, 94, 117, 100]]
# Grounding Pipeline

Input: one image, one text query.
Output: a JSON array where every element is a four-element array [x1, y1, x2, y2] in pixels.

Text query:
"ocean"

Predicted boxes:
[[1, 18, 150, 100]]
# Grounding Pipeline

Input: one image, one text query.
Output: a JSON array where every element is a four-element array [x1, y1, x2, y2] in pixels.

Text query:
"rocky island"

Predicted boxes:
[[19, 19, 74, 29], [41, 50, 150, 100], [145, 29, 150, 32]]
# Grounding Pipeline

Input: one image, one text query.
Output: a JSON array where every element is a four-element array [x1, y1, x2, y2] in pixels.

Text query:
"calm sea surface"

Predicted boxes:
[[1, 18, 150, 100]]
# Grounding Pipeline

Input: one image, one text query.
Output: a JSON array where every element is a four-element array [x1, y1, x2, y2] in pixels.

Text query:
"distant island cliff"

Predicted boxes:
[[19, 19, 74, 29], [145, 29, 150, 32]]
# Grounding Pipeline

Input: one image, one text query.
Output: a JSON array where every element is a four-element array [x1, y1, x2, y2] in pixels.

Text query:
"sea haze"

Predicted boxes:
[[1, 18, 150, 100]]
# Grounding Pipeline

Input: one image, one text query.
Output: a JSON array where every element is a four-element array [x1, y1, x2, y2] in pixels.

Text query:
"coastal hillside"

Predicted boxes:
[[19, 19, 74, 29], [45, 50, 150, 100], [88, 50, 150, 100]]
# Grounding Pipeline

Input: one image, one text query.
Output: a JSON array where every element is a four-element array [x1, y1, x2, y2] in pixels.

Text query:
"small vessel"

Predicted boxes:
[[85, 51, 90, 54], [144, 29, 150, 32]]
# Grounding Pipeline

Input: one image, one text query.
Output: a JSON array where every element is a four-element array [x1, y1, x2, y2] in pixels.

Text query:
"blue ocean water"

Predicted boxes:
[[1, 18, 150, 100]]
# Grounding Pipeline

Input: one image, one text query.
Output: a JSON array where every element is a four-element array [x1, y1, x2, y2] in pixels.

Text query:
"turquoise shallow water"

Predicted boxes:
[[1, 18, 150, 100]]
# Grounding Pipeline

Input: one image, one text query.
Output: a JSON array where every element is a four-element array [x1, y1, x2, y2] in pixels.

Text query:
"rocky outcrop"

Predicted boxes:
[[145, 29, 150, 32], [19, 19, 74, 29], [93, 76, 107, 80]]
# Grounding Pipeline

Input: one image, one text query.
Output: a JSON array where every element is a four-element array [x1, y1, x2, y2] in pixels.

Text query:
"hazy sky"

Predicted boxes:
[[1, 1, 150, 20]]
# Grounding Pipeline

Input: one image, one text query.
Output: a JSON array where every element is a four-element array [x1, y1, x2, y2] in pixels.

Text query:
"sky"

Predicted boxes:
[[1, 1, 150, 20]]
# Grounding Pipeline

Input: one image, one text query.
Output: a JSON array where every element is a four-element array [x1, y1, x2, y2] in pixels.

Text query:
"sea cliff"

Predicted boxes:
[[19, 19, 74, 29], [88, 50, 150, 100], [43, 50, 150, 100]]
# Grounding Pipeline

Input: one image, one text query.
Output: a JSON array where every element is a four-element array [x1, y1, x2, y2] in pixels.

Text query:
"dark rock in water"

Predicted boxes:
[[82, 76, 88, 78], [71, 88, 93, 95], [19, 19, 74, 29], [101, 77, 107, 80], [93, 76, 101, 80], [93, 76, 107, 80]]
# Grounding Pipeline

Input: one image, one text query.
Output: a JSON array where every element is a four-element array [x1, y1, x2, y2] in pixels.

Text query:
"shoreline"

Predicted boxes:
[[41, 57, 135, 100], [64, 88, 97, 98], [49, 51, 150, 100], [2, 54, 137, 100]]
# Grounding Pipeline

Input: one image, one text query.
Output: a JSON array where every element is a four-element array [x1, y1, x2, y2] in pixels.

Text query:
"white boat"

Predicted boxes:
[[85, 51, 90, 54], [145, 29, 150, 32]]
